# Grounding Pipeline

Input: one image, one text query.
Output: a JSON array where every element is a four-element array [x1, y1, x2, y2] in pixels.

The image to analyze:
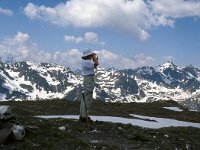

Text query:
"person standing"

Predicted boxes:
[[79, 49, 99, 122]]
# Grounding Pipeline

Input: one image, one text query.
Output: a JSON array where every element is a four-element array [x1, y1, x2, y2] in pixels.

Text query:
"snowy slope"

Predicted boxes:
[[0, 61, 80, 100], [0, 60, 200, 110]]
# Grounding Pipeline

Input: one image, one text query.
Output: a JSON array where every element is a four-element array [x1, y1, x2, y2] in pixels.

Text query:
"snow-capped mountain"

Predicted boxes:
[[0, 60, 200, 110], [0, 61, 80, 100]]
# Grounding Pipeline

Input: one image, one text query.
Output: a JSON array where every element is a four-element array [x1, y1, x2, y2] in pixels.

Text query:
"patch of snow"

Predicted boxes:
[[68, 73, 80, 84], [36, 114, 200, 129], [135, 76, 192, 102], [163, 107, 183, 112], [158, 62, 180, 73], [186, 72, 194, 79], [125, 95, 135, 103], [162, 76, 173, 84], [130, 114, 200, 129], [0, 94, 6, 101], [197, 76, 200, 82], [111, 88, 121, 95], [138, 67, 153, 75], [164, 134, 169, 138]]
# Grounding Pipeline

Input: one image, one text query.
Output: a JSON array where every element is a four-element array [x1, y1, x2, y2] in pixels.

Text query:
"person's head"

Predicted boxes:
[[82, 49, 94, 60]]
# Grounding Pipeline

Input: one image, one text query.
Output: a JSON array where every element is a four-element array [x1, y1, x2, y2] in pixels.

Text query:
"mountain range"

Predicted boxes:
[[0, 60, 200, 111]]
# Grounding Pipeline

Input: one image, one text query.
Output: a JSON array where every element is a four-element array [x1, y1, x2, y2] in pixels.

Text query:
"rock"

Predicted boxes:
[[58, 126, 65, 131], [12, 125, 25, 140]]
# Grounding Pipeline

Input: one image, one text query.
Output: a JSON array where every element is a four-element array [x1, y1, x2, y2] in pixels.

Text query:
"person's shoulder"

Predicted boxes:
[[82, 59, 94, 66], [82, 59, 93, 63]]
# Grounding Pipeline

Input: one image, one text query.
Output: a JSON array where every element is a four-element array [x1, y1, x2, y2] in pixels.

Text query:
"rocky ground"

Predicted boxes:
[[0, 99, 200, 150]]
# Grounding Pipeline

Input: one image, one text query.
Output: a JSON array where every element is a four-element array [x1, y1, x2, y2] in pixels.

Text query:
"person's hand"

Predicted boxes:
[[92, 53, 97, 60], [92, 53, 99, 67], [92, 53, 97, 58]]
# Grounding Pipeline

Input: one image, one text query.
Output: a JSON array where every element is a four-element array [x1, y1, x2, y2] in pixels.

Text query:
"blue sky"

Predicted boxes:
[[0, 0, 200, 70]]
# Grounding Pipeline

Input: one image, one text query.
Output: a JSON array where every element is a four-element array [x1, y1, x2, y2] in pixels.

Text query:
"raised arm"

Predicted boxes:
[[92, 53, 99, 68]]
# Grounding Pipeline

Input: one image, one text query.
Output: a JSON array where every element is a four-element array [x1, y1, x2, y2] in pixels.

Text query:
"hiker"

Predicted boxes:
[[79, 49, 99, 122]]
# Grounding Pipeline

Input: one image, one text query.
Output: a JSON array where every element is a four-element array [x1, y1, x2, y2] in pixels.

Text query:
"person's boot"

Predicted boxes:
[[79, 116, 92, 122]]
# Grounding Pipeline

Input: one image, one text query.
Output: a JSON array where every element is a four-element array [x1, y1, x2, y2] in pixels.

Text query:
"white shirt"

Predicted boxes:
[[82, 59, 95, 76]]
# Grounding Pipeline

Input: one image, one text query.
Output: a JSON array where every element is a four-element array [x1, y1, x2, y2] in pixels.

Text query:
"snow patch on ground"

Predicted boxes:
[[0, 93, 6, 101], [163, 107, 183, 112], [36, 114, 200, 129]]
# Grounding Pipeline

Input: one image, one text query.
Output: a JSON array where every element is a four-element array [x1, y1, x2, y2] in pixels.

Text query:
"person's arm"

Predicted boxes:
[[92, 53, 99, 67]]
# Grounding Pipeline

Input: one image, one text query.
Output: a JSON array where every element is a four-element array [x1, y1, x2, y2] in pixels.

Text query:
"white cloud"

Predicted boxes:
[[84, 32, 98, 44], [0, 32, 37, 60], [149, 0, 200, 18], [64, 35, 83, 43], [10, 32, 30, 44], [0, 32, 154, 70], [96, 50, 155, 69], [21, 1, 159, 41], [64, 32, 105, 45], [0, 7, 13, 16], [23, 0, 200, 40], [0, 32, 82, 70]]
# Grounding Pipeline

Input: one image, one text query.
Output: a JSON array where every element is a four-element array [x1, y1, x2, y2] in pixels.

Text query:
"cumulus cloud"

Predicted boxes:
[[64, 32, 105, 45], [64, 35, 83, 43], [23, 0, 200, 41], [23, 0, 153, 40], [0, 32, 82, 70], [96, 50, 155, 69], [149, 0, 200, 18], [7, 32, 30, 44], [0, 32, 154, 70], [84, 32, 98, 44], [1, 32, 34, 60], [0, 7, 13, 16]]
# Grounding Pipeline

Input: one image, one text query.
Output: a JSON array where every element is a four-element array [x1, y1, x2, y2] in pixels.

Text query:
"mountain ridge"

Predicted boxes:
[[0, 60, 200, 111]]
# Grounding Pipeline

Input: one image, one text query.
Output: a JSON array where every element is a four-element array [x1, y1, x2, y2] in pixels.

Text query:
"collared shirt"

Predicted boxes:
[[82, 59, 95, 76]]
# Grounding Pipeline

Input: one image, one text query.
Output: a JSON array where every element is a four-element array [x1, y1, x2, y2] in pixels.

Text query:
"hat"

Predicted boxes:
[[82, 49, 93, 57]]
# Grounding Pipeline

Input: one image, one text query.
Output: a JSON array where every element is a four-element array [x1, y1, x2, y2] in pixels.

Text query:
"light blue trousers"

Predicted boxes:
[[80, 75, 95, 117]]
